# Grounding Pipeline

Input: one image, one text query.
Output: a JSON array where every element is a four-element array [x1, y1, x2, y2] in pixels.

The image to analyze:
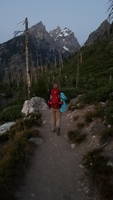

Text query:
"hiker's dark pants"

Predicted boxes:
[[51, 108, 61, 130]]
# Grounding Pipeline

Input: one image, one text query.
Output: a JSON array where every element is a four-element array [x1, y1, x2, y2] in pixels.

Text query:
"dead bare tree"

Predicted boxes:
[[24, 17, 31, 99], [14, 17, 31, 99], [108, 0, 113, 21]]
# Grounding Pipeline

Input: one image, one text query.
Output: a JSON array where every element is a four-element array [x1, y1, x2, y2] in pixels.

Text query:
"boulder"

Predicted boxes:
[[89, 120, 106, 136], [0, 122, 16, 136], [29, 137, 44, 145], [21, 97, 48, 116], [69, 95, 82, 110]]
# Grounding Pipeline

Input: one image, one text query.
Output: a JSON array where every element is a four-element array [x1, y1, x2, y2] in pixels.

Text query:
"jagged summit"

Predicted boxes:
[[29, 21, 46, 32], [50, 26, 73, 40], [50, 26, 80, 53], [0, 21, 81, 84], [28, 22, 80, 53], [28, 21, 50, 41]]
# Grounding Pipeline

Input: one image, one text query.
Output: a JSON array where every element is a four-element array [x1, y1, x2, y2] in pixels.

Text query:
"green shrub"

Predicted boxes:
[[80, 84, 113, 105], [0, 114, 42, 200], [95, 86, 113, 102], [61, 88, 78, 100], [0, 105, 22, 123], [73, 115, 79, 121], [85, 111, 94, 123], [85, 105, 105, 123], [9, 113, 42, 139], [0, 134, 9, 143], [23, 113, 42, 128], [104, 101, 113, 125], [0, 132, 29, 199], [22, 129, 40, 139], [94, 104, 105, 119], [100, 128, 113, 144], [31, 77, 48, 99], [83, 148, 113, 200], [68, 129, 87, 144], [81, 91, 97, 104], [76, 122, 85, 129]]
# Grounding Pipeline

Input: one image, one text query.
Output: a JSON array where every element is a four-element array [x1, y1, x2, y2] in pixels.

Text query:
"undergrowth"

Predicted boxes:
[[0, 112, 42, 200], [68, 129, 87, 144], [83, 148, 113, 200]]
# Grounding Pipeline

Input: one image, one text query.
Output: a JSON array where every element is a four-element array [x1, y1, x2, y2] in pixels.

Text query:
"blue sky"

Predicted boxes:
[[0, 0, 108, 45]]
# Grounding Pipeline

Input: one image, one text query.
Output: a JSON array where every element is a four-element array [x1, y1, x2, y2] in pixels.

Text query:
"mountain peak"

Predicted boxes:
[[50, 26, 80, 53], [50, 26, 73, 40], [28, 21, 50, 41], [29, 21, 46, 32], [100, 19, 110, 26], [85, 19, 110, 46]]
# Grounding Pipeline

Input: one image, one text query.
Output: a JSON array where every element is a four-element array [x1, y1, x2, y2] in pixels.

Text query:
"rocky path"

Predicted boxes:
[[15, 110, 94, 200]]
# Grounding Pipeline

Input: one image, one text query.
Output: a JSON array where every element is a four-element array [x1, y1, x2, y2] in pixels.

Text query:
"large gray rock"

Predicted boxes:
[[69, 95, 82, 110], [89, 120, 106, 136], [21, 97, 48, 116], [0, 122, 16, 136]]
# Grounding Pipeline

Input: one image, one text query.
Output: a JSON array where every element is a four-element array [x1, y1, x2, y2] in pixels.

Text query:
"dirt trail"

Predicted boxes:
[[15, 110, 94, 200]]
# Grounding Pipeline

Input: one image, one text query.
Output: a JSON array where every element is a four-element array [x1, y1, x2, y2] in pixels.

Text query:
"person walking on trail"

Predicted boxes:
[[48, 83, 62, 135]]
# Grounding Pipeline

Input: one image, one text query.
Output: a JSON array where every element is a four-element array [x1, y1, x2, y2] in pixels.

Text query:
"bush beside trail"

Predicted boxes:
[[0, 113, 42, 200]]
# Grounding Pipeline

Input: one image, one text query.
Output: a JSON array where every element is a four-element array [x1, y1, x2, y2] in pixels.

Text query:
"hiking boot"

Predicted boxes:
[[56, 128, 60, 136]]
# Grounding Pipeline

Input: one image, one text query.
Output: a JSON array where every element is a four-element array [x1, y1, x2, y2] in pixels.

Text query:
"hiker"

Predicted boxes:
[[48, 83, 62, 135]]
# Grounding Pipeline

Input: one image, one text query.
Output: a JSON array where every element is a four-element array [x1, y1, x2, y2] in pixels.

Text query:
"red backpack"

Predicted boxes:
[[48, 88, 62, 109]]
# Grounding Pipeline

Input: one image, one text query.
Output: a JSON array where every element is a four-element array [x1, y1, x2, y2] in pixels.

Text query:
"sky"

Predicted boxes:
[[0, 0, 109, 45]]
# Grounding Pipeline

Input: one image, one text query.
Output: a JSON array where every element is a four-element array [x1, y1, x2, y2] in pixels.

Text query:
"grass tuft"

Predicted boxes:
[[99, 127, 113, 144], [76, 122, 85, 129], [68, 129, 87, 144]]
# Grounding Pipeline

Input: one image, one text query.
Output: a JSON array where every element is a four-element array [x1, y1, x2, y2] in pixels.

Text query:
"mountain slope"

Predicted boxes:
[[85, 20, 110, 46], [0, 22, 80, 84], [53, 33, 113, 102]]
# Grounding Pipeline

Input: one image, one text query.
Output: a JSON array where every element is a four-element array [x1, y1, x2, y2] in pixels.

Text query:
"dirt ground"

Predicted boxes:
[[15, 109, 98, 200]]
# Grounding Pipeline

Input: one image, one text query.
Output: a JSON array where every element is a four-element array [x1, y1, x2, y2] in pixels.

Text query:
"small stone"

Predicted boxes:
[[79, 164, 84, 169], [31, 193, 36, 198], [107, 161, 113, 167], [85, 189, 89, 194], [43, 120, 46, 125], [71, 143, 76, 149], [29, 137, 43, 145], [108, 124, 111, 128]]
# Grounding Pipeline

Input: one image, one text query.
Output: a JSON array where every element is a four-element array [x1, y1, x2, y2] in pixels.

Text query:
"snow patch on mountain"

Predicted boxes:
[[57, 27, 72, 39], [63, 46, 69, 51], [49, 26, 81, 53]]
